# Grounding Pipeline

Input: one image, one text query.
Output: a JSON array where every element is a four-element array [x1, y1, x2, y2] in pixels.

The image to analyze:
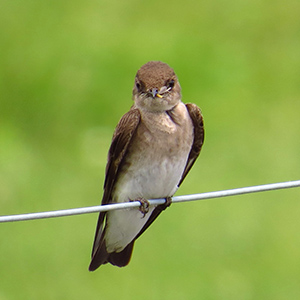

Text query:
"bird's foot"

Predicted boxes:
[[135, 197, 150, 218], [158, 196, 172, 211]]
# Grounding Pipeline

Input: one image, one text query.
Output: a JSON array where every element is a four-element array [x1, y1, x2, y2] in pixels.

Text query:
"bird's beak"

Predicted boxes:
[[149, 88, 163, 98]]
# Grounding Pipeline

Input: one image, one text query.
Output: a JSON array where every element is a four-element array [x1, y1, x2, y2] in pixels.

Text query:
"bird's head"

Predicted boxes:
[[132, 61, 181, 112]]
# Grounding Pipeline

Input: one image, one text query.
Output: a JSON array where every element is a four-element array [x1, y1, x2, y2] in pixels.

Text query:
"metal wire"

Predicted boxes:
[[0, 180, 299, 223]]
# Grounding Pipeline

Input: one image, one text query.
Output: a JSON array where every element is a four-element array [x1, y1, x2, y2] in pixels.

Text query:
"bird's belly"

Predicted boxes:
[[105, 152, 189, 253], [119, 156, 187, 199]]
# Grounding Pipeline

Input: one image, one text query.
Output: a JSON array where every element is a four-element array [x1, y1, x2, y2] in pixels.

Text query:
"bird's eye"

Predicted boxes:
[[136, 80, 145, 92], [136, 82, 141, 91], [167, 80, 175, 90]]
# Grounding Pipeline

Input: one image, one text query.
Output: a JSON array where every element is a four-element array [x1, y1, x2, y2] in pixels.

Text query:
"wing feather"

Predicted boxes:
[[178, 103, 204, 186], [90, 107, 141, 265], [103, 107, 141, 204]]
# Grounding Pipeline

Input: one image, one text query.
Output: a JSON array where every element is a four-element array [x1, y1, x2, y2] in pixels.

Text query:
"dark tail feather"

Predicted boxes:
[[108, 242, 134, 267], [89, 240, 109, 271], [89, 241, 135, 271]]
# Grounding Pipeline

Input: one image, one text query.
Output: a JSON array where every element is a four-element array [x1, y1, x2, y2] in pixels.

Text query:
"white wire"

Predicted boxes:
[[0, 180, 299, 223]]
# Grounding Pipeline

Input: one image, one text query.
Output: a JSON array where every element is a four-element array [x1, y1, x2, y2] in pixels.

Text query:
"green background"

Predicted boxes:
[[1, 0, 300, 299]]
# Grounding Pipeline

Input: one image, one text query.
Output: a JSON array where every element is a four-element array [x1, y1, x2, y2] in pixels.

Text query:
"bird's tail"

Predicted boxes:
[[89, 241, 135, 271]]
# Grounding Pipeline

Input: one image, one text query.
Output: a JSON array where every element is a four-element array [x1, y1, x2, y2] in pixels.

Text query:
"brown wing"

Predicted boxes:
[[103, 107, 141, 205], [134, 103, 204, 241], [178, 103, 204, 186], [90, 107, 141, 259]]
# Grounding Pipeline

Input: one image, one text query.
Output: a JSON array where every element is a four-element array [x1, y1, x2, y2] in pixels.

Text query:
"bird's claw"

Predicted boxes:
[[159, 196, 172, 211], [136, 197, 150, 218]]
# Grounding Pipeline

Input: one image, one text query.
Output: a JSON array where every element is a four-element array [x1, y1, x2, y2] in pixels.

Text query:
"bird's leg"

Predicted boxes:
[[134, 197, 150, 218], [158, 196, 172, 211]]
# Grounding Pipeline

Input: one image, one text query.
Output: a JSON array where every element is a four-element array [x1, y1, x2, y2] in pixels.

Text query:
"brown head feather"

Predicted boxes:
[[136, 61, 176, 89]]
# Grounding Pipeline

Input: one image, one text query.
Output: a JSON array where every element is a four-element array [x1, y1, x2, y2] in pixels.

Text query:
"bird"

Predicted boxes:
[[89, 61, 204, 271]]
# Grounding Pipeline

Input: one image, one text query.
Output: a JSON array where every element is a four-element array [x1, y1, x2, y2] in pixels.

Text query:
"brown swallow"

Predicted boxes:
[[89, 61, 204, 271]]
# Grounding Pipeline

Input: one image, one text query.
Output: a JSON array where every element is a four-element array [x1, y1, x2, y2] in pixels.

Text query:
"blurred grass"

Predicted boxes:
[[0, 0, 300, 299]]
